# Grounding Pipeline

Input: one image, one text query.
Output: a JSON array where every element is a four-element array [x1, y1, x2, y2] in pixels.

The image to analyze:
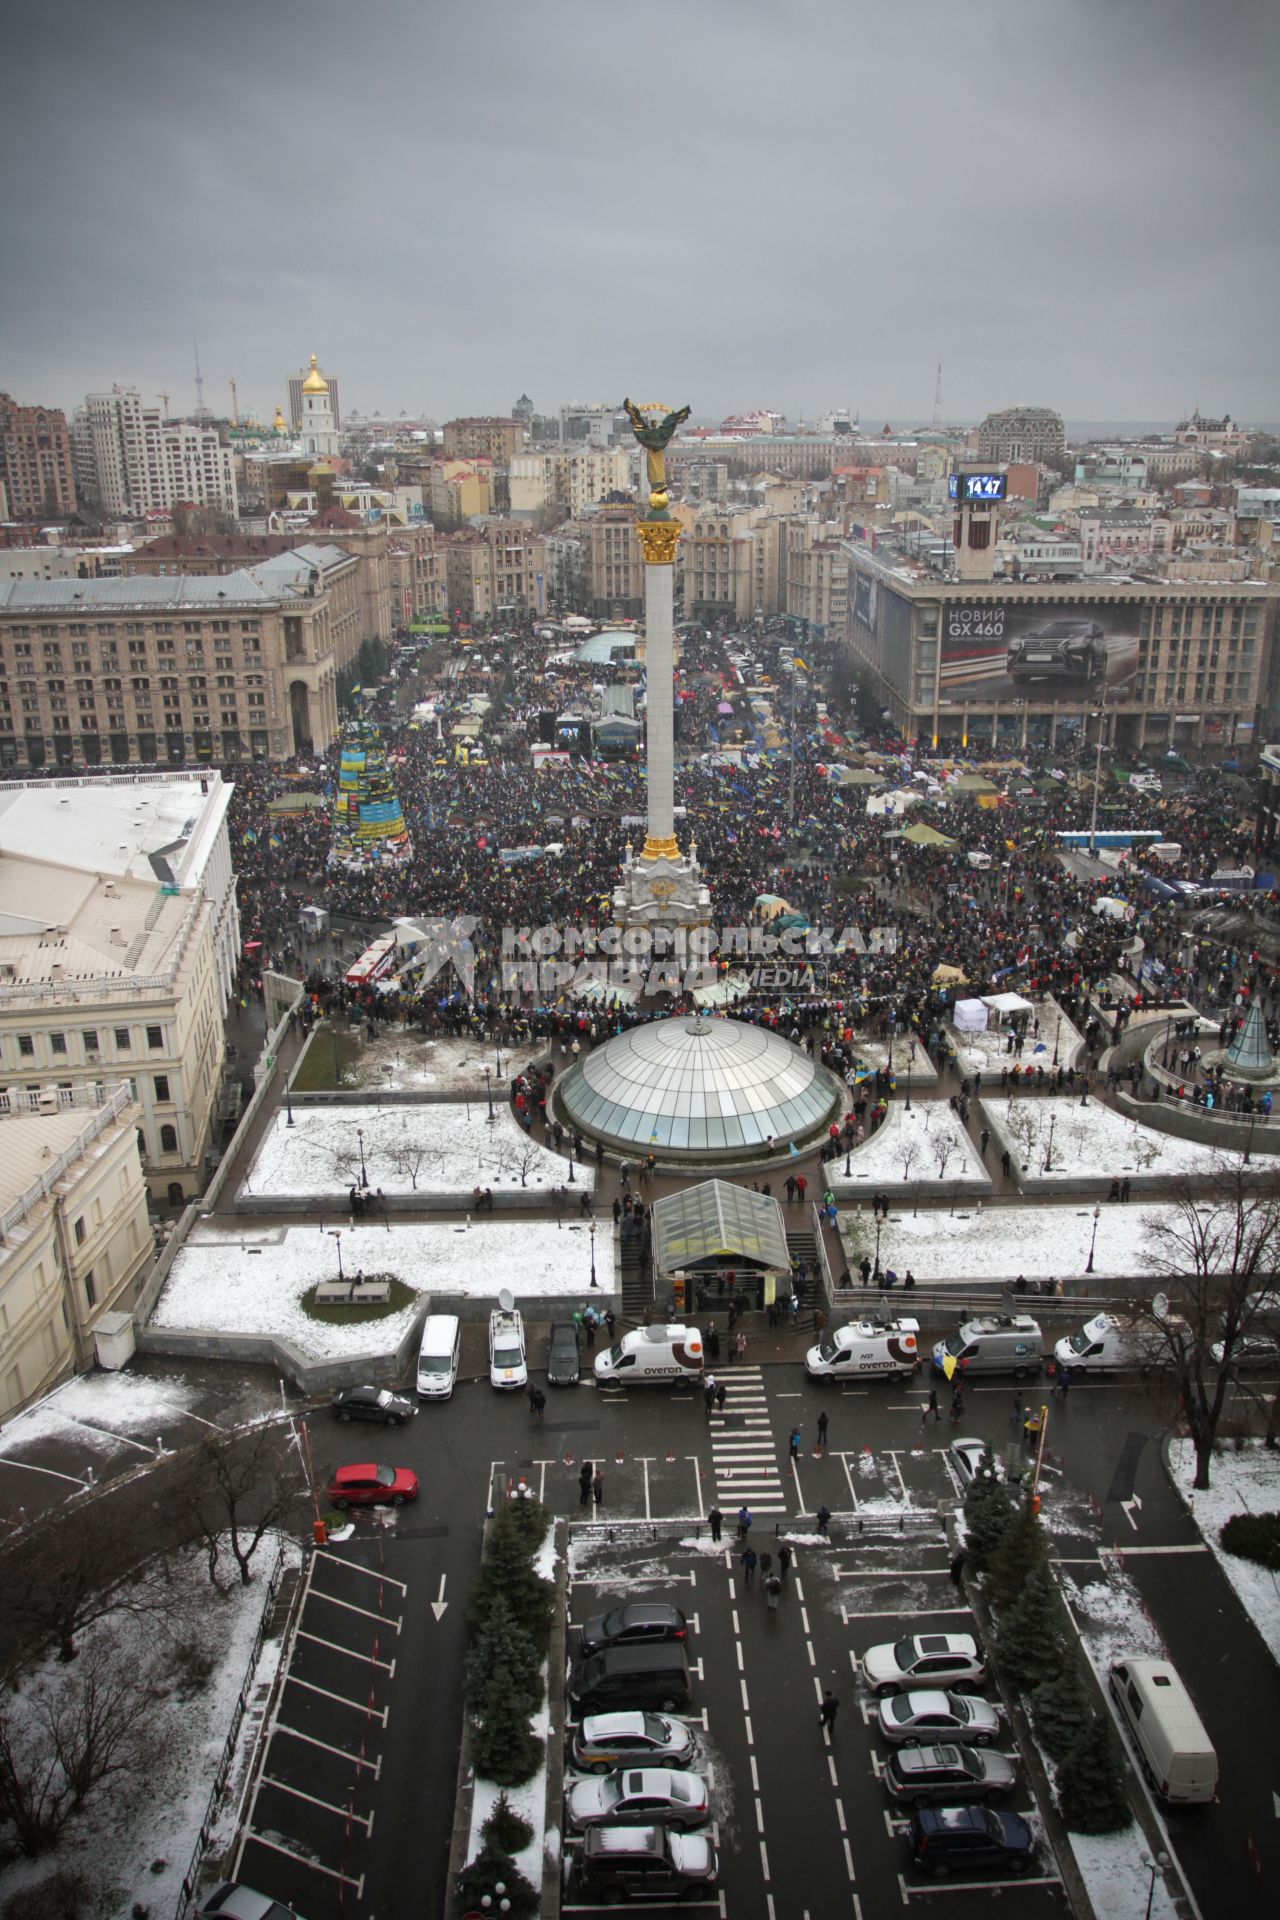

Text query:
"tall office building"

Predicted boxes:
[[71, 388, 237, 519], [0, 393, 76, 519]]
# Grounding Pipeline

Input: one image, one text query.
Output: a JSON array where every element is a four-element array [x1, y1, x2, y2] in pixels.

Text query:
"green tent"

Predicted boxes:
[[902, 822, 959, 848]]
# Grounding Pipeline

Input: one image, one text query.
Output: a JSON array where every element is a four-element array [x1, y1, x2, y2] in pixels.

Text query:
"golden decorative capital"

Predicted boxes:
[[641, 833, 682, 862], [636, 520, 681, 566]]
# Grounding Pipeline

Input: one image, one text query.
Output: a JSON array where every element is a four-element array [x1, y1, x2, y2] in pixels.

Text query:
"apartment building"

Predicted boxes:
[[387, 523, 445, 626], [977, 406, 1066, 465], [786, 527, 849, 636], [429, 459, 493, 522], [441, 525, 547, 622], [0, 393, 76, 520], [580, 503, 645, 618], [72, 388, 237, 519], [0, 1085, 152, 1418], [442, 418, 525, 462], [0, 549, 357, 770], [0, 772, 238, 1205]]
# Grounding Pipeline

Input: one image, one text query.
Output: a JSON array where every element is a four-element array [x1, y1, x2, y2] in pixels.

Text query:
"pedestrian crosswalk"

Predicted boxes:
[[706, 1366, 789, 1515]]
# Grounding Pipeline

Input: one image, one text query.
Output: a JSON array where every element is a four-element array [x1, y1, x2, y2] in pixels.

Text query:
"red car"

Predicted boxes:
[[327, 1463, 419, 1510]]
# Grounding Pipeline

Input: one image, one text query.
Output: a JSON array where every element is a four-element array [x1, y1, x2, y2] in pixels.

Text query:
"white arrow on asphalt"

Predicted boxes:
[[431, 1574, 448, 1621], [1120, 1495, 1143, 1532]]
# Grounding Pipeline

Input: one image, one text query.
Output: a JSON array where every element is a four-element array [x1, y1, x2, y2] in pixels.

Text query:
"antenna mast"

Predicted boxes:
[[229, 378, 239, 426], [193, 337, 207, 417], [931, 361, 943, 430]]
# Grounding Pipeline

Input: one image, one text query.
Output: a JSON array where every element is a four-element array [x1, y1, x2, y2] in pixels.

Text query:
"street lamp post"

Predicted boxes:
[[1140, 1851, 1170, 1920], [873, 1214, 883, 1280], [905, 1060, 912, 1111], [1044, 1111, 1056, 1173], [357, 1127, 368, 1187], [1086, 694, 1107, 858], [327, 1229, 345, 1283], [285, 1072, 295, 1127], [589, 1217, 598, 1289], [567, 1135, 576, 1182], [484, 1066, 495, 1123], [844, 1141, 852, 1176], [1086, 1204, 1100, 1274]]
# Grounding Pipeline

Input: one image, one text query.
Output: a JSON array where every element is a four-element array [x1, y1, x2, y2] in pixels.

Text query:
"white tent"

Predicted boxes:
[[982, 991, 1034, 1016], [953, 998, 989, 1032]]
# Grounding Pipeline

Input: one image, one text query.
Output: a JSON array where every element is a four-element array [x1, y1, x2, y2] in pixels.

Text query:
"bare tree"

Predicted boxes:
[[1002, 1099, 1037, 1170], [491, 1132, 548, 1189], [0, 1645, 155, 1856], [933, 1133, 956, 1182], [179, 1425, 307, 1589], [385, 1139, 439, 1191], [0, 1489, 187, 1669], [1139, 1166, 1280, 1489], [899, 1137, 921, 1185]]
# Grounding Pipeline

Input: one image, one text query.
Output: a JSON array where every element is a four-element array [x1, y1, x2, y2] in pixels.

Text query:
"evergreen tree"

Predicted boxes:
[[987, 1496, 1047, 1610], [995, 1563, 1064, 1689], [470, 1657, 543, 1786], [455, 1836, 539, 1920], [466, 1500, 553, 1651], [1056, 1713, 1130, 1834], [465, 1594, 540, 1719], [1031, 1661, 1097, 1763], [963, 1463, 1015, 1575]]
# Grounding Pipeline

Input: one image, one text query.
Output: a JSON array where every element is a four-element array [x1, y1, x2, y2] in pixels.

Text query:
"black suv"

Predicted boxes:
[[547, 1319, 581, 1387], [579, 1602, 688, 1655], [330, 1385, 415, 1426], [1007, 617, 1108, 681], [907, 1805, 1036, 1878]]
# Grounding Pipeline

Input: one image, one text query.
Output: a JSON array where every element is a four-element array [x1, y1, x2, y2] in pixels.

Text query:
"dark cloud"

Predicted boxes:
[[2, 0, 1277, 425]]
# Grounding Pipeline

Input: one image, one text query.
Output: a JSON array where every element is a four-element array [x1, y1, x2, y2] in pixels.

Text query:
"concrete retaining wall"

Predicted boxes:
[[233, 1186, 598, 1216], [1114, 1088, 1280, 1157]]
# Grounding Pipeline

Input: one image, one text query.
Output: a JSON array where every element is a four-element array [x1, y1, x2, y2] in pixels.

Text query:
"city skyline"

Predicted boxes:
[[2, 0, 1278, 424]]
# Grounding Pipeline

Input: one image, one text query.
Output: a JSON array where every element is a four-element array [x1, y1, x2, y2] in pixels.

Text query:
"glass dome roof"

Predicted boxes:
[[557, 1016, 842, 1159]]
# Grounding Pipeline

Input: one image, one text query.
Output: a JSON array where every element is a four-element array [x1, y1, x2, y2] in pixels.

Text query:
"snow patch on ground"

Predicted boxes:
[[831, 1102, 990, 1194], [153, 1218, 611, 1361], [0, 1370, 199, 1455], [837, 1199, 1171, 1282], [306, 1028, 542, 1092], [1069, 1829, 1180, 1920], [1168, 1436, 1280, 1665], [245, 1101, 591, 1199], [983, 1092, 1245, 1184], [949, 999, 1083, 1078]]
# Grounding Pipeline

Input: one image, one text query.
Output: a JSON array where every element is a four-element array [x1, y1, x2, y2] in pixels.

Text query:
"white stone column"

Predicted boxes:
[[644, 557, 675, 851]]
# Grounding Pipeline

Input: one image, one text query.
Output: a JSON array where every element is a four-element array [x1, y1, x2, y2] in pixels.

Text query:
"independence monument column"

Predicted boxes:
[[613, 399, 711, 933]]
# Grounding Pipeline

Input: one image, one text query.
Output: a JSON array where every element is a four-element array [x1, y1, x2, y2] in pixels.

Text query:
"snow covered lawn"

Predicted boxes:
[[982, 1092, 1245, 1187], [837, 1200, 1170, 1283], [0, 1535, 299, 1920], [830, 1102, 990, 1195], [846, 1032, 938, 1084], [949, 998, 1083, 1080], [153, 1218, 611, 1359], [0, 1369, 201, 1458], [244, 1102, 591, 1200], [1168, 1437, 1280, 1665]]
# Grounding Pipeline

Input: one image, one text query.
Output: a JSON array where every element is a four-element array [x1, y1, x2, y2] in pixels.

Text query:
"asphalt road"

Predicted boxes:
[[4, 1352, 1275, 1917]]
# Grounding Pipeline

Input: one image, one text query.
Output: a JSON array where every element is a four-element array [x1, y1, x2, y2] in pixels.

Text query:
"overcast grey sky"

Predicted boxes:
[[2, 0, 1277, 427]]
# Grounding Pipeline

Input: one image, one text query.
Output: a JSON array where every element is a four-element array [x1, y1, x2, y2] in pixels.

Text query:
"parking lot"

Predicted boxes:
[[559, 1448, 1069, 1917]]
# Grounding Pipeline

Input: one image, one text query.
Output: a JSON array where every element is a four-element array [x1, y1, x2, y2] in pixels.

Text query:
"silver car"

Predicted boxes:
[[877, 1690, 1001, 1747], [566, 1766, 710, 1832]]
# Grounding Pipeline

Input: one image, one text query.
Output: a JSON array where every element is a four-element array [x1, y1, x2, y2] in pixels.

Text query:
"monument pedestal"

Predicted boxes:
[[613, 843, 711, 931]]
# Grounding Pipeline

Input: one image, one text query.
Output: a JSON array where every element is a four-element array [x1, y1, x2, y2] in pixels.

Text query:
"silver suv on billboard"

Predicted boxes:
[[1006, 617, 1108, 681]]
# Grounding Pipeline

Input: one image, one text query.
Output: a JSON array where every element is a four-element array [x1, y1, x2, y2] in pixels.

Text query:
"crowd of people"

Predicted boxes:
[[223, 615, 1280, 1094]]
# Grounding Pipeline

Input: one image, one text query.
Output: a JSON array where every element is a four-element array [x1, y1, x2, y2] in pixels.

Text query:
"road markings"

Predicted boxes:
[[897, 1871, 1062, 1899], [1099, 1543, 1209, 1557], [295, 1629, 396, 1673], [312, 1551, 407, 1591], [239, 1832, 364, 1894], [260, 1773, 374, 1832], [284, 1674, 389, 1722], [1121, 1492, 1144, 1530], [431, 1573, 448, 1620], [273, 1722, 381, 1774], [308, 1588, 402, 1631]]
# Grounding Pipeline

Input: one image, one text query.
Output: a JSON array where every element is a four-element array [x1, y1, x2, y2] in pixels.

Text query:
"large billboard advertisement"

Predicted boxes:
[[941, 603, 1139, 698]]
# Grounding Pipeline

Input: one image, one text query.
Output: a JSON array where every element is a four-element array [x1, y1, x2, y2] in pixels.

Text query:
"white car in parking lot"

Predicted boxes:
[[861, 1632, 988, 1697], [489, 1292, 527, 1391], [949, 1437, 1005, 1488], [877, 1690, 1001, 1746]]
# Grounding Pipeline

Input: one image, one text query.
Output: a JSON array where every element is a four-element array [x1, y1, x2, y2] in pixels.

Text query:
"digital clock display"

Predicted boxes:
[[948, 472, 1007, 502]]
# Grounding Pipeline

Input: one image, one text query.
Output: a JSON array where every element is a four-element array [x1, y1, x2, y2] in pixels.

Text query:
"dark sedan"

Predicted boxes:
[[547, 1319, 582, 1387], [579, 1602, 688, 1656], [331, 1385, 416, 1426]]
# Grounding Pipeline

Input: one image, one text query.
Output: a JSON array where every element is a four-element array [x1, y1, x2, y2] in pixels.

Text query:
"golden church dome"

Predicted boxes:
[[301, 353, 328, 395]]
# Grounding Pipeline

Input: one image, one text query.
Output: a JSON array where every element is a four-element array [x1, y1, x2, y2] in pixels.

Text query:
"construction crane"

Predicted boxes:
[[193, 336, 207, 417], [229, 378, 239, 427], [158, 391, 170, 418]]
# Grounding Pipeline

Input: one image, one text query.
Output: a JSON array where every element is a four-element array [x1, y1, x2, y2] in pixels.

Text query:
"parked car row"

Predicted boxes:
[[564, 1595, 718, 1902], [856, 1628, 1040, 1879]]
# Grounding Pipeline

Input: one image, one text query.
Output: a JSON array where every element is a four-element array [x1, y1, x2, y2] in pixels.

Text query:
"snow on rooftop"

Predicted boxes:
[[0, 772, 229, 887], [244, 1102, 593, 1199], [154, 1217, 609, 1360]]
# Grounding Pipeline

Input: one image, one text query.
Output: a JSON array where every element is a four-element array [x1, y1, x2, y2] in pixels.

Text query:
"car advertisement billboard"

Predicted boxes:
[[941, 603, 1139, 697]]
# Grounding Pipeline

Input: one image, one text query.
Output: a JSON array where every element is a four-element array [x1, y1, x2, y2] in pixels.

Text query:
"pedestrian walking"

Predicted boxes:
[[529, 1386, 546, 1422], [716, 1380, 727, 1413], [925, 1388, 940, 1424], [582, 1307, 597, 1350], [949, 1550, 967, 1589], [708, 1506, 723, 1543], [819, 1689, 839, 1731], [579, 1461, 593, 1508], [815, 1504, 831, 1537], [740, 1545, 758, 1587], [777, 1544, 793, 1583], [1023, 1411, 1042, 1456], [949, 1386, 964, 1424], [604, 1309, 616, 1340], [737, 1504, 753, 1540], [704, 1374, 717, 1415], [592, 1468, 605, 1508], [765, 1572, 782, 1610], [816, 1409, 829, 1450], [705, 1323, 721, 1360], [788, 1426, 802, 1465], [1056, 1366, 1073, 1403], [735, 1331, 747, 1363], [1010, 1395, 1025, 1430], [759, 1551, 772, 1577]]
